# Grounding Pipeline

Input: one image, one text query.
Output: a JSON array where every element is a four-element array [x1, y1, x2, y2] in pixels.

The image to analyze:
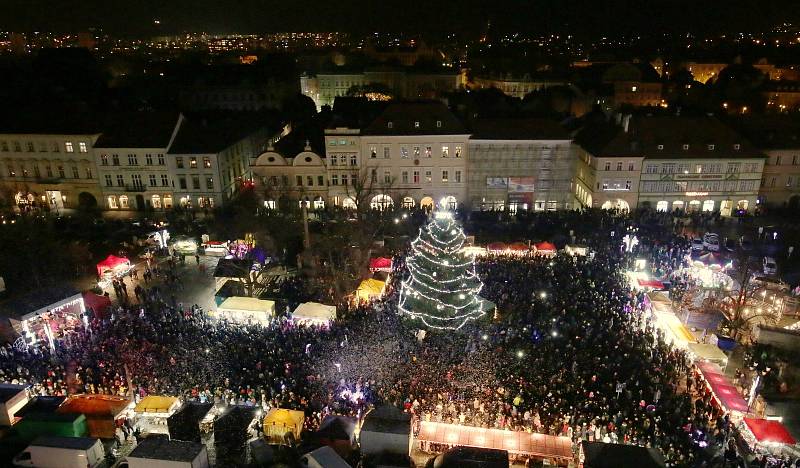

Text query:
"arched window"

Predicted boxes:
[[702, 200, 715, 212], [402, 196, 415, 209], [440, 196, 458, 210], [313, 196, 325, 210], [370, 194, 393, 211], [656, 201, 669, 212]]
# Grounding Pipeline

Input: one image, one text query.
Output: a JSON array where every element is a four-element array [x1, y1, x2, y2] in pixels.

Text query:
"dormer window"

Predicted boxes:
[[436, 120, 442, 128], [734, 143, 741, 150], [387, 121, 393, 129], [414, 121, 420, 128], [682, 144, 689, 150], [657, 144, 664, 150], [708, 144, 715, 150]]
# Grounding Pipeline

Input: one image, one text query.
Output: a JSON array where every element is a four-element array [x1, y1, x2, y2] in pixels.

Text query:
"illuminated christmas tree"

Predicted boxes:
[[398, 210, 485, 330]]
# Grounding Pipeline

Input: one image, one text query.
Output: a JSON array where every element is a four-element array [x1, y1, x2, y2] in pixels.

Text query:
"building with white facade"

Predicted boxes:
[[167, 113, 283, 209], [727, 115, 800, 209], [467, 119, 585, 212], [0, 120, 102, 212], [577, 115, 765, 215], [94, 113, 183, 211], [301, 68, 460, 110], [348, 101, 470, 210]]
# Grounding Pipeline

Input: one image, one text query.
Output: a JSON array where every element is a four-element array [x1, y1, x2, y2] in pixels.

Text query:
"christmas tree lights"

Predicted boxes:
[[398, 210, 485, 330]]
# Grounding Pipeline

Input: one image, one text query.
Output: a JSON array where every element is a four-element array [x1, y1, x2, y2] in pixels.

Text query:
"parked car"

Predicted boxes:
[[703, 233, 720, 252], [763, 257, 778, 275], [750, 274, 790, 292], [691, 238, 705, 252]]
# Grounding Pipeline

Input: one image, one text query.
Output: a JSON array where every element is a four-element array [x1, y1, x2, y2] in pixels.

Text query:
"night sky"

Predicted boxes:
[[0, 0, 798, 36]]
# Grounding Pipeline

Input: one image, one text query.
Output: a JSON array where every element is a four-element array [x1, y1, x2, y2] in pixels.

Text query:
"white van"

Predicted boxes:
[[763, 257, 778, 276], [13, 436, 104, 468]]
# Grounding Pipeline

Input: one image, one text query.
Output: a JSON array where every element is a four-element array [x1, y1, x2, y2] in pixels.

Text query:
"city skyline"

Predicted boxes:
[[1, 0, 800, 37]]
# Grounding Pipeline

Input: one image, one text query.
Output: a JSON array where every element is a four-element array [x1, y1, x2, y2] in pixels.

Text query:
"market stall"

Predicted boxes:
[[292, 302, 336, 326], [462, 246, 488, 257], [0, 286, 86, 349], [216, 297, 275, 325], [82, 292, 111, 320], [369, 257, 393, 273], [695, 360, 750, 417], [355, 279, 385, 302], [202, 240, 229, 256], [653, 310, 696, 349], [360, 405, 411, 456], [417, 421, 573, 465], [56, 394, 130, 439], [739, 417, 797, 456], [579, 441, 666, 468], [687, 343, 728, 367], [534, 241, 557, 256], [486, 242, 507, 254], [95, 255, 131, 279], [134, 395, 181, 436], [263, 408, 304, 444], [14, 412, 88, 440], [171, 236, 198, 256], [565, 244, 590, 257], [508, 242, 530, 254]]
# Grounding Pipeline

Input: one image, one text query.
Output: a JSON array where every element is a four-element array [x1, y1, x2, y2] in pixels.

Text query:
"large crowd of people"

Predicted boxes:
[[0, 209, 796, 467]]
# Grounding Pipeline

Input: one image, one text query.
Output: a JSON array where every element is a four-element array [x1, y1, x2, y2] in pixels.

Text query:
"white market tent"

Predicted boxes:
[[216, 297, 275, 325], [292, 302, 336, 326], [688, 343, 728, 367], [300, 446, 352, 468]]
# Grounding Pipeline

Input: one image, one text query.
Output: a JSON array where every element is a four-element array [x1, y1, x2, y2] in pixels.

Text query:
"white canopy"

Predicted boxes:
[[217, 297, 275, 325], [688, 343, 728, 366], [292, 302, 336, 325]]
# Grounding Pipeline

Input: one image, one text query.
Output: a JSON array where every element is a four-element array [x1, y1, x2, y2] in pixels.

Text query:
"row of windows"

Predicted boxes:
[[368, 145, 462, 160], [3, 164, 92, 179], [328, 154, 359, 166], [644, 162, 761, 174], [176, 175, 215, 191], [372, 169, 463, 184], [104, 174, 171, 188], [0, 140, 88, 153], [602, 161, 637, 172], [774, 155, 800, 166], [767, 175, 800, 188], [601, 180, 633, 191], [641, 179, 758, 192], [175, 156, 213, 169], [100, 153, 166, 166]]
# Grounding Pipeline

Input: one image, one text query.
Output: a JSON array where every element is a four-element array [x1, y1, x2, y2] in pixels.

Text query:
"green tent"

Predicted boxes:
[[15, 412, 88, 440]]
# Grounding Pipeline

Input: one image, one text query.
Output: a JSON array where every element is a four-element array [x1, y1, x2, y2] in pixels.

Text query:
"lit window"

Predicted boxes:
[[442, 146, 449, 158], [203, 157, 211, 168], [631, 85, 637, 92], [190, 157, 197, 168], [442, 170, 449, 183], [414, 121, 420, 128], [370, 146, 377, 158], [78, 142, 88, 153], [65, 142, 74, 153]]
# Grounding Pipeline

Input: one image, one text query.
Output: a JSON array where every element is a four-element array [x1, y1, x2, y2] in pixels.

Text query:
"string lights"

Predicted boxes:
[[398, 210, 486, 330]]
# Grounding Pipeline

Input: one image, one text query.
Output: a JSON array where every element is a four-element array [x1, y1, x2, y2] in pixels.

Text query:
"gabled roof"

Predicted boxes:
[[128, 437, 205, 462], [581, 441, 665, 468], [168, 111, 282, 154], [470, 118, 570, 140], [0, 384, 26, 403], [95, 112, 182, 149], [0, 107, 101, 135], [723, 114, 800, 150], [361, 405, 411, 435], [578, 115, 762, 159], [362, 101, 467, 136]]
